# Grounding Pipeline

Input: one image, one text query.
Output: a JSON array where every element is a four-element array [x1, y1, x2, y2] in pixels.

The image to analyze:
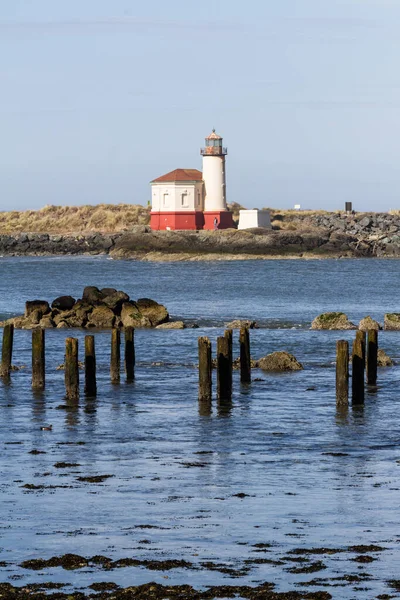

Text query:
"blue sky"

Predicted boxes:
[[1, 0, 400, 211]]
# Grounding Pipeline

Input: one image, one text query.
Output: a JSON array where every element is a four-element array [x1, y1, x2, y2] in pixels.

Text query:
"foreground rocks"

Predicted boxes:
[[0, 287, 169, 330], [311, 313, 357, 330]]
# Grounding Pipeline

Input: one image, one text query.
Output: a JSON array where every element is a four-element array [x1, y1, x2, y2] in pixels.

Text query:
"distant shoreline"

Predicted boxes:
[[0, 207, 400, 259]]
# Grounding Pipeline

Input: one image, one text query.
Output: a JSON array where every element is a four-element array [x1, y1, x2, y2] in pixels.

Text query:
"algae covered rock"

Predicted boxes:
[[136, 298, 169, 327], [24, 300, 50, 319], [257, 351, 303, 372], [358, 316, 382, 331], [378, 349, 393, 366], [156, 321, 185, 329], [384, 313, 400, 330], [87, 305, 115, 329], [225, 319, 257, 329], [120, 302, 151, 328], [311, 312, 356, 330]]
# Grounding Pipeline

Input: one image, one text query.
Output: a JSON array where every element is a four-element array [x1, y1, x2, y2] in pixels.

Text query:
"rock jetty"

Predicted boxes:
[[0, 287, 169, 330], [2, 211, 400, 259]]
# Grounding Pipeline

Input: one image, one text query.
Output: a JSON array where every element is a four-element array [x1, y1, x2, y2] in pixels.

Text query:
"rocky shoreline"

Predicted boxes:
[[1, 211, 400, 259]]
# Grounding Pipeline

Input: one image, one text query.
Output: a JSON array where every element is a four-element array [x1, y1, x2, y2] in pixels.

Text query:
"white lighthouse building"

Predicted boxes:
[[150, 130, 234, 231], [200, 130, 233, 230]]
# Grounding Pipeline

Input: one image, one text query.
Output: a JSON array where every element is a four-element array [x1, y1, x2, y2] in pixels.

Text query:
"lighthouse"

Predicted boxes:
[[150, 130, 234, 230], [201, 130, 234, 230]]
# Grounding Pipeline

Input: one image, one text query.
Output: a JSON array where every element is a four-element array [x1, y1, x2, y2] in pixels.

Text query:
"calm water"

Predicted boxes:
[[1, 257, 400, 598]]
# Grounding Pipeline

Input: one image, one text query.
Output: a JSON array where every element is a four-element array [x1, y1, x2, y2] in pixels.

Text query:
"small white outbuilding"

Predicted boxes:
[[237, 209, 271, 230]]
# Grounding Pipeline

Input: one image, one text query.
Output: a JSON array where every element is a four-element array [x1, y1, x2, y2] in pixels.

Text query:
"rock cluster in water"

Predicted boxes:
[[0, 286, 169, 330], [312, 311, 400, 331]]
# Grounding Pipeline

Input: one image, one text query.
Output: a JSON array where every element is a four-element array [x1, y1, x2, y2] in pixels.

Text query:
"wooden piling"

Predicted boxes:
[[32, 327, 45, 390], [110, 328, 121, 384], [0, 323, 14, 378], [65, 337, 79, 400], [352, 333, 365, 404], [336, 340, 348, 405], [366, 329, 378, 386], [84, 335, 97, 397], [124, 327, 135, 382], [198, 336, 212, 402], [224, 329, 233, 392], [356, 330, 366, 363], [217, 336, 232, 400], [239, 326, 251, 383]]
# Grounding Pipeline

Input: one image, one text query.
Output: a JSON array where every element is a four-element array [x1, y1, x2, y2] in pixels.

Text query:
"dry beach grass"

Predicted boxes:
[[0, 203, 150, 234]]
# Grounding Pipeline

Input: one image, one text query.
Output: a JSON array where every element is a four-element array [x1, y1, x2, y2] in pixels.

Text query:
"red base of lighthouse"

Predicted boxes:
[[150, 211, 235, 231], [150, 211, 204, 231], [203, 211, 235, 230]]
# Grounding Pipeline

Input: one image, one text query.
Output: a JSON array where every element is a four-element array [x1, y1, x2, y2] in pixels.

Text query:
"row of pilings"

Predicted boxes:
[[0, 322, 382, 405], [0, 324, 251, 401], [0, 323, 136, 399]]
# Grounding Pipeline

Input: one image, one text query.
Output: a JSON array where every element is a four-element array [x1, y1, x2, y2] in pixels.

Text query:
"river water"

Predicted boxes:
[[1, 256, 400, 598]]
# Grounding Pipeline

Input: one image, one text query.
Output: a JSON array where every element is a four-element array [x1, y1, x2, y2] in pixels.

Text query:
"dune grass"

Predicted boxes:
[[0, 204, 150, 234]]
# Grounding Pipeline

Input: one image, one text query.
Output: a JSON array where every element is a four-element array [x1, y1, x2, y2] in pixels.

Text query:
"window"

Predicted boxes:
[[181, 193, 188, 208], [163, 193, 169, 208]]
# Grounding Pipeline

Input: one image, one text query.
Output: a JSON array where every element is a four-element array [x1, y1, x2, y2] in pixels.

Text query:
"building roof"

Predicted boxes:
[[205, 129, 222, 140], [151, 168, 203, 183]]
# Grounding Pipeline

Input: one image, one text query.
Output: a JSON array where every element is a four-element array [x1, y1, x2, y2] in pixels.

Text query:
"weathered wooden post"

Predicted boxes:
[[352, 332, 365, 404], [0, 323, 14, 378], [84, 335, 97, 397], [32, 327, 45, 390], [366, 329, 378, 386], [198, 336, 212, 402], [65, 337, 79, 400], [336, 340, 348, 405], [224, 329, 233, 392], [357, 330, 366, 363], [239, 326, 251, 383], [110, 328, 121, 384], [124, 327, 135, 382], [217, 335, 232, 400]]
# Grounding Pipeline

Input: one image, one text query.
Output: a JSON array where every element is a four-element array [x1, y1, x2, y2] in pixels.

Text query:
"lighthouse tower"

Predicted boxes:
[[201, 130, 234, 230]]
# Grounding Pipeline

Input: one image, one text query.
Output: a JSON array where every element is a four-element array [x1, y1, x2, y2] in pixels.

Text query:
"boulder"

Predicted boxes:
[[56, 321, 69, 329], [378, 349, 393, 366], [120, 302, 151, 328], [25, 300, 50, 319], [82, 286, 104, 305], [136, 298, 169, 327], [71, 300, 93, 319], [311, 312, 356, 330], [51, 296, 76, 311], [100, 287, 118, 297], [225, 319, 257, 329], [28, 309, 42, 326], [39, 316, 55, 328], [156, 321, 185, 329], [358, 316, 382, 331], [86, 305, 115, 329], [257, 351, 303, 372], [102, 290, 130, 313], [384, 313, 400, 330]]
